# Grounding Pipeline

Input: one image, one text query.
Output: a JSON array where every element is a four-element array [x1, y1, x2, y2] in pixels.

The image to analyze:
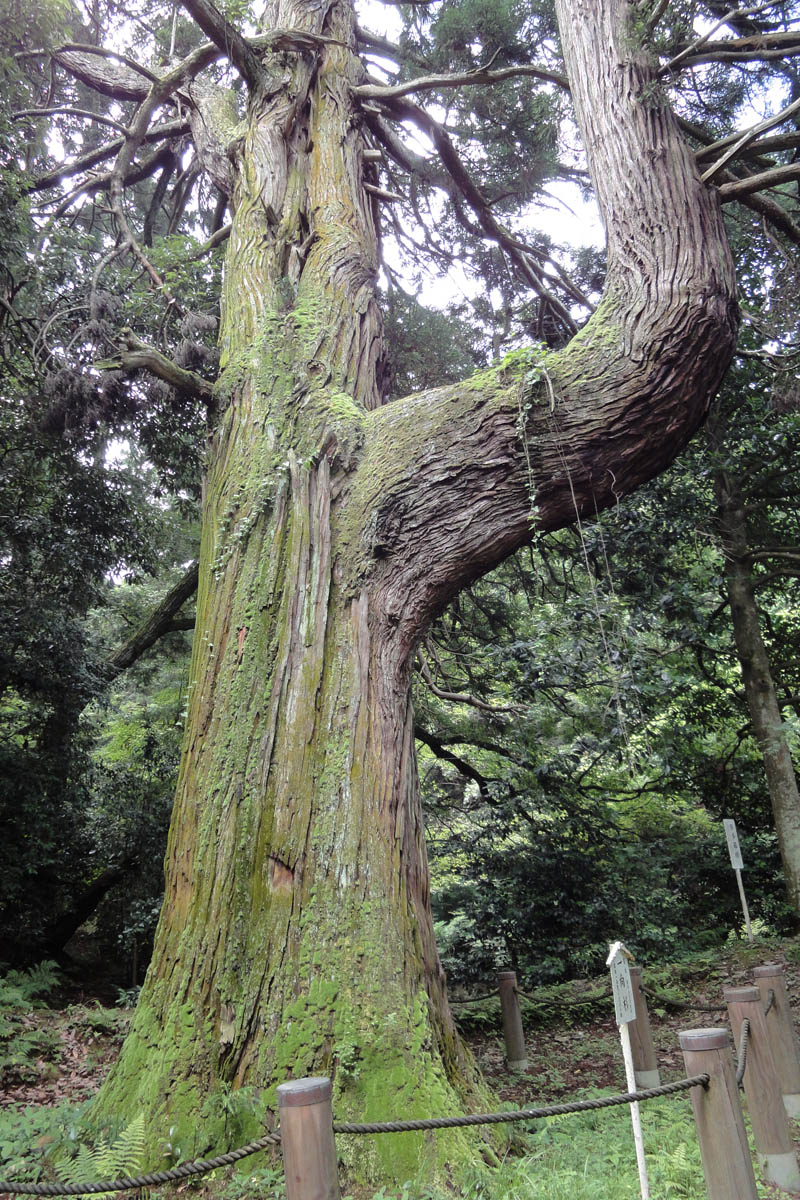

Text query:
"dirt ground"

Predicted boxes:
[[4, 938, 798, 1111]]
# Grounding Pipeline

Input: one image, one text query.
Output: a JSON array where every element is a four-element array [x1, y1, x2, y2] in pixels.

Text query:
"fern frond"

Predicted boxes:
[[111, 1113, 146, 1177], [56, 1115, 147, 1200]]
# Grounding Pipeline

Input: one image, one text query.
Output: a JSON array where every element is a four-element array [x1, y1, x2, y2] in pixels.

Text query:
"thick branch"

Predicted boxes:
[[53, 44, 158, 99], [664, 2, 793, 71], [718, 161, 800, 199], [718, 173, 800, 245], [106, 562, 199, 680], [28, 121, 189, 192], [702, 93, 800, 183], [346, 0, 738, 656], [42, 859, 138, 959], [109, 332, 215, 403], [355, 62, 569, 103], [674, 36, 800, 69], [697, 131, 800, 164], [178, 0, 263, 89]]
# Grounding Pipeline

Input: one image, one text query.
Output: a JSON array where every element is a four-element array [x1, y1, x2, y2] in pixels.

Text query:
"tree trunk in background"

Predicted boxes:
[[716, 471, 800, 911], [94, 0, 737, 1186]]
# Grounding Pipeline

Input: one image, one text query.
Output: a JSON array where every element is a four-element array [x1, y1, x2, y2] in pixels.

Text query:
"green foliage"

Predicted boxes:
[[0, 961, 59, 1009], [56, 1113, 146, 1197], [200, 1086, 264, 1146], [383, 291, 486, 400], [0, 1100, 89, 1182], [209, 1166, 285, 1200], [0, 962, 60, 1085]]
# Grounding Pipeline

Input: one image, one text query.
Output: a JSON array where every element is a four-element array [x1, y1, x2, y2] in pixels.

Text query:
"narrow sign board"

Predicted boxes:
[[724, 818, 744, 870], [608, 944, 637, 1026], [607, 942, 650, 1200], [723, 818, 754, 943]]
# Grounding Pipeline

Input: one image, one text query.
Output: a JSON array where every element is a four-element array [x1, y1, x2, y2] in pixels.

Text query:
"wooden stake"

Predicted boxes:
[[753, 964, 800, 1118], [724, 985, 800, 1193], [277, 1076, 341, 1200], [679, 1027, 758, 1200], [497, 970, 528, 1070], [628, 966, 660, 1089]]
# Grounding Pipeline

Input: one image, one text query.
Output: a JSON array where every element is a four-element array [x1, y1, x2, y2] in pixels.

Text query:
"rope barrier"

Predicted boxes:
[[514, 987, 605, 1008], [641, 987, 726, 1014], [452, 982, 728, 1015], [0, 1076, 710, 1195], [333, 1075, 710, 1135], [0, 1132, 283, 1196], [735, 1018, 750, 1088]]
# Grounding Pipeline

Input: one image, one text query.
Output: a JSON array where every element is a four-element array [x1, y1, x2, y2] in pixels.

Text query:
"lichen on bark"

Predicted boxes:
[[91, 0, 738, 1189]]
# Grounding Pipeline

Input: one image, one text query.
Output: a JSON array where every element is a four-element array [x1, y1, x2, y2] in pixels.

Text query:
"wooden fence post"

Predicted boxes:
[[679, 1028, 758, 1200], [628, 966, 660, 1089], [724, 985, 800, 1193], [277, 1076, 341, 1200], [753, 963, 800, 1117], [497, 969, 528, 1071]]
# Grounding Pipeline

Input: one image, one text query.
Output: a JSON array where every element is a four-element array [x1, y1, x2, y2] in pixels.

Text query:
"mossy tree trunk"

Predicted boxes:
[[716, 471, 800, 911], [95, 0, 738, 1184]]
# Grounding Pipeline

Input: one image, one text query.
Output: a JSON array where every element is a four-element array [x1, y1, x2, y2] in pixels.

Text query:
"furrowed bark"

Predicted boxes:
[[94, 0, 738, 1189]]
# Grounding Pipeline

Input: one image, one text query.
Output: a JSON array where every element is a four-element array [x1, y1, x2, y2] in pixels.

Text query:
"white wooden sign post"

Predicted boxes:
[[607, 941, 650, 1200], [723, 818, 754, 943]]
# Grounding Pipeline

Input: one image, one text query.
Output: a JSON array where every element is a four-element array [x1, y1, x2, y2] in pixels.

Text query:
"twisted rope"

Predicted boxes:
[[514, 988, 605, 1008], [0, 1132, 282, 1196], [333, 1075, 710, 1135], [0, 1076, 710, 1194], [449, 992, 497, 1005], [642, 988, 726, 1014], [736, 1018, 750, 1088]]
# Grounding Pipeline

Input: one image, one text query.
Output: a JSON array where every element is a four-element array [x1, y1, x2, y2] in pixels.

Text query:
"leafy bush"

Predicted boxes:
[[0, 962, 60, 1085], [0, 1101, 88, 1183]]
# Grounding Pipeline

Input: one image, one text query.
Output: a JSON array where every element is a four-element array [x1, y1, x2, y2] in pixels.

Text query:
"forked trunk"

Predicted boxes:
[[95, 0, 737, 1185]]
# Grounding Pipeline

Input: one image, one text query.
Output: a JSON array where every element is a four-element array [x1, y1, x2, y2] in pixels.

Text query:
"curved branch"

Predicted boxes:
[[108, 331, 215, 404], [378, 96, 578, 332], [344, 0, 738, 655], [719, 173, 800, 245], [355, 62, 569, 103], [414, 725, 493, 799], [416, 650, 519, 715], [27, 120, 189, 193], [178, 0, 263, 89], [53, 44, 158, 99]]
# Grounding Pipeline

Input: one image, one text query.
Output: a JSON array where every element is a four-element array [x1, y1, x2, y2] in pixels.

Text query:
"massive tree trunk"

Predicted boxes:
[[716, 471, 800, 911], [94, 0, 737, 1185]]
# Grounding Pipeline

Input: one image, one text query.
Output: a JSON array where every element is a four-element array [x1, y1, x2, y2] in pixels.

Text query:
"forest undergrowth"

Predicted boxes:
[[2, 934, 799, 1200]]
